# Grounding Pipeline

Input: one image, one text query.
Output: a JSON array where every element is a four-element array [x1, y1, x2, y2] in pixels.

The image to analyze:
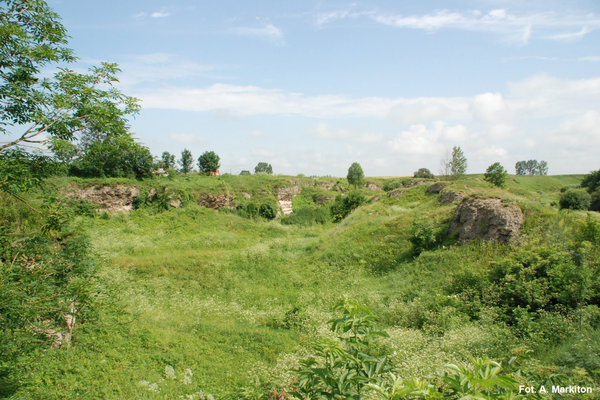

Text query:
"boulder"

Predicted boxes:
[[277, 187, 300, 216], [388, 189, 405, 198], [440, 190, 465, 204], [366, 183, 382, 191], [448, 198, 523, 244], [427, 183, 445, 193], [198, 194, 234, 209]]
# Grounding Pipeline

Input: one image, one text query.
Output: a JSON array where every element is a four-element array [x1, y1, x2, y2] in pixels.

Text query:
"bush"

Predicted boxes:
[[330, 191, 365, 222], [409, 218, 441, 256], [581, 169, 600, 193], [590, 189, 600, 212], [559, 189, 591, 210], [280, 207, 329, 226], [259, 203, 276, 220], [484, 162, 508, 188], [413, 168, 434, 179]]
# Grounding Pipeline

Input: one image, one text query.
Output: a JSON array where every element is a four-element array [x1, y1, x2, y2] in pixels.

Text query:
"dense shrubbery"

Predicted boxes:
[[281, 206, 329, 226], [559, 188, 591, 210], [330, 191, 365, 222], [413, 167, 434, 179], [409, 218, 444, 256]]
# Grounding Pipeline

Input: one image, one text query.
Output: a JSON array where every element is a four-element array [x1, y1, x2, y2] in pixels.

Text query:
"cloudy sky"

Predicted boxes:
[[47, 0, 600, 176]]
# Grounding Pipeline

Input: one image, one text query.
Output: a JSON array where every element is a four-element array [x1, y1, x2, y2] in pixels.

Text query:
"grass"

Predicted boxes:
[[8, 173, 600, 399]]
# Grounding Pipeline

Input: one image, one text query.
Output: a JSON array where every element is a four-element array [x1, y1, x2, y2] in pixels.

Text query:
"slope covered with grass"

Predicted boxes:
[[7, 174, 599, 399]]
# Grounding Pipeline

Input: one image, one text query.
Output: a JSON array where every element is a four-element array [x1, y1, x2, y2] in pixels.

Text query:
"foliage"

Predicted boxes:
[[559, 189, 591, 210], [330, 191, 365, 222], [516, 160, 548, 176], [259, 203, 276, 220], [280, 206, 329, 226], [294, 299, 389, 399], [590, 190, 600, 212], [347, 162, 365, 188], [413, 168, 434, 179], [179, 148, 193, 175], [69, 133, 153, 179], [0, 149, 59, 194], [450, 146, 467, 177], [581, 169, 600, 194], [198, 151, 220, 175], [484, 162, 508, 188], [160, 151, 176, 170], [255, 162, 273, 175], [240, 170, 251, 175], [409, 218, 442, 256]]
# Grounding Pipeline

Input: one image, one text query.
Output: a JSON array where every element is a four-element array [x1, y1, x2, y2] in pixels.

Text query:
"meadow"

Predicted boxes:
[[2, 173, 599, 399]]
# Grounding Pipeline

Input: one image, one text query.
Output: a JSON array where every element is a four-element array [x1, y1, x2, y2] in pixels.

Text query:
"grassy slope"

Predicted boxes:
[[15, 174, 595, 399]]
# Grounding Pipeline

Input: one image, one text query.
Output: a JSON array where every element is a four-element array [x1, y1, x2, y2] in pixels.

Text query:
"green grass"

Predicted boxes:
[[9, 173, 600, 399]]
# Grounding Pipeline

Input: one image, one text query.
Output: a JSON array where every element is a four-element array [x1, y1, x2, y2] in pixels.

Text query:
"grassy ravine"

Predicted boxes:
[[10, 174, 600, 399]]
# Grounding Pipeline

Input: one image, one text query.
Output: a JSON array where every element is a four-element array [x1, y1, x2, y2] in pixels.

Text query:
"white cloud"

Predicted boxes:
[[229, 23, 284, 44], [251, 148, 276, 157], [318, 8, 600, 44], [151, 11, 170, 19], [169, 133, 205, 146], [388, 121, 468, 156], [313, 123, 384, 143]]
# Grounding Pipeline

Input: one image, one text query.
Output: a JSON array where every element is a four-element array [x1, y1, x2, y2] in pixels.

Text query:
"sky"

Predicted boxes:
[[43, 0, 600, 176]]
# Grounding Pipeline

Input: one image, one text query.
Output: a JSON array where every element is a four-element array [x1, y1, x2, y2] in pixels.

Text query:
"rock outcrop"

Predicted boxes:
[[366, 183, 382, 191], [448, 198, 523, 244], [277, 187, 301, 216], [69, 185, 140, 214], [198, 194, 234, 209], [440, 190, 465, 204], [426, 183, 445, 193]]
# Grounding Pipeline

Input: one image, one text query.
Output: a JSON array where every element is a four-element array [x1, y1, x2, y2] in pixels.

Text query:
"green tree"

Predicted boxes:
[[537, 160, 548, 175], [240, 170, 251, 175], [450, 146, 467, 177], [559, 189, 591, 210], [581, 169, 600, 194], [413, 167, 434, 179], [515, 161, 527, 175], [484, 162, 508, 187], [254, 162, 272, 174], [347, 162, 364, 188], [197, 151, 220, 175], [160, 151, 176, 169], [179, 149, 193, 174]]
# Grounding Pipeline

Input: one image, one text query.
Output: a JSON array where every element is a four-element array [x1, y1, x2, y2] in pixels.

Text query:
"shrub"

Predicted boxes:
[[330, 191, 365, 222], [280, 207, 329, 226], [259, 203, 276, 220], [409, 218, 441, 256], [240, 170, 251, 175], [413, 168, 434, 179], [197, 151, 220, 175], [590, 189, 600, 212], [484, 162, 508, 188], [559, 189, 591, 210], [581, 169, 600, 193]]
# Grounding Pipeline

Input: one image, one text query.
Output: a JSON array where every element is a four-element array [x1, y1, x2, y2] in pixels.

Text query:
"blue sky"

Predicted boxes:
[[46, 0, 600, 176]]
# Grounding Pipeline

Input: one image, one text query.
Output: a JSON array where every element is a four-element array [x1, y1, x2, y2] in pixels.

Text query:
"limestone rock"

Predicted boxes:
[[388, 189, 405, 198], [427, 183, 445, 193], [449, 198, 523, 244], [69, 185, 140, 214], [277, 187, 300, 216], [198, 194, 234, 209], [440, 190, 465, 204], [366, 183, 382, 191]]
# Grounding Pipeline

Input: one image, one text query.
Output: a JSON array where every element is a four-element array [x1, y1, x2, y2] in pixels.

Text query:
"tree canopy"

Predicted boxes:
[[484, 162, 508, 188], [347, 162, 364, 188], [179, 149, 193, 174], [450, 146, 467, 177], [198, 151, 220, 174], [255, 162, 273, 174]]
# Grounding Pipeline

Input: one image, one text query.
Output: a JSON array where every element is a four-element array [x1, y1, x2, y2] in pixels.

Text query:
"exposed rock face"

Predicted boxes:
[[318, 182, 335, 190], [440, 190, 465, 204], [449, 198, 523, 244], [169, 199, 182, 209], [388, 189, 405, 198], [70, 185, 140, 214], [313, 194, 334, 205], [277, 187, 301, 216], [427, 183, 445, 193], [366, 183, 382, 191], [198, 194, 234, 209]]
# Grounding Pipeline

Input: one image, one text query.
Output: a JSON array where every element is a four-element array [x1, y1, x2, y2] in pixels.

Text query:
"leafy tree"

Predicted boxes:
[[239, 170, 251, 175], [515, 161, 527, 175], [525, 159, 538, 175], [559, 189, 591, 210], [581, 169, 600, 194], [449, 146, 467, 177], [484, 162, 508, 188], [70, 134, 153, 179], [254, 162, 272, 174], [347, 162, 364, 188], [179, 149, 193, 174], [259, 203, 276, 220], [48, 137, 77, 164], [413, 167, 434, 179], [160, 151, 176, 169], [197, 151, 220, 175], [537, 160, 548, 175]]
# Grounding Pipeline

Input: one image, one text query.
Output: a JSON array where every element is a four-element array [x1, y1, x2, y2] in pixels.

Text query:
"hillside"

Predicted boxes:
[[3, 173, 599, 399]]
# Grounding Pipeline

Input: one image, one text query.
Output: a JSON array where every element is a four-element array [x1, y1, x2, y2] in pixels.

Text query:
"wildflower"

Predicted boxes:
[[165, 365, 176, 379]]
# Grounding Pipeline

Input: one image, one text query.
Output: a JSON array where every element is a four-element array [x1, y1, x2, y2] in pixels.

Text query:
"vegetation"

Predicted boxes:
[[347, 162, 365, 188], [484, 162, 508, 188], [560, 188, 591, 210], [160, 151, 176, 170], [198, 151, 220, 175], [255, 162, 273, 174], [413, 168, 434, 179], [450, 146, 467, 177], [179, 148, 194, 175], [516, 160, 549, 176]]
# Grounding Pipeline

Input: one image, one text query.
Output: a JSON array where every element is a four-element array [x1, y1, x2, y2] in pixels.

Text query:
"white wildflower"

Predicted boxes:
[[148, 383, 159, 392], [164, 365, 176, 379], [183, 374, 192, 385]]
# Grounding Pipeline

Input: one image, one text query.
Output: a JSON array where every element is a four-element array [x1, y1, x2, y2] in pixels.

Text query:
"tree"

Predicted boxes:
[[537, 160, 548, 175], [160, 152, 176, 169], [581, 169, 600, 194], [255, 162, 272, 174], [179, 149, 193, 174], [516, 160, 548, 175], [240, 170, 251, 175], [197, 151, 220, 175], [347, 162, 364, 188], [484, 162, 508, 188], [559, 189, 591, 210], [515, 161, 527, 175], [414, 168, 434, 179], [450, 146, 467, 177], [525, 160, 538, 175]]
